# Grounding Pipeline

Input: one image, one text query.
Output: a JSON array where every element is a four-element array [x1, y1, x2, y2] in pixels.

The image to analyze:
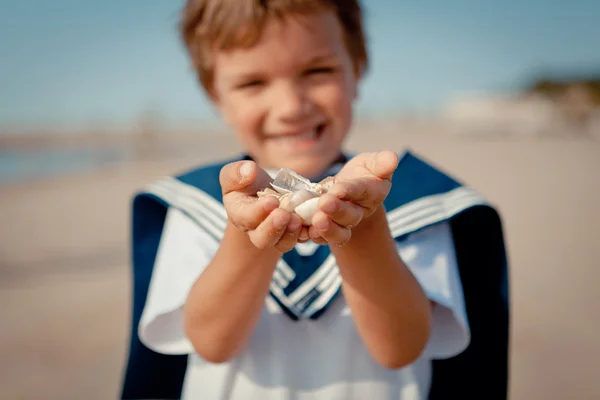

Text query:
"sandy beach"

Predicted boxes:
[[1, 129, 599, 399]]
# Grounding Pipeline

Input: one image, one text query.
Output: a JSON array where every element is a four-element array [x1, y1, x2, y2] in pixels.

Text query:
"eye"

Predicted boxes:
[[305, 66, 335, 75], [236, 80, 265, 90]]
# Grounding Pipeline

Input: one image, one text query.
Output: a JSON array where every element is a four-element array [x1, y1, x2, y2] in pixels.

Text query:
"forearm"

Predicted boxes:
[[183, 221, 280, 363], [331, 206, 433, 369]]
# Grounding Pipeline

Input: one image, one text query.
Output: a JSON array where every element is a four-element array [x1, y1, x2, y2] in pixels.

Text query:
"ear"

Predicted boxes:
[[213, 97, 235, 128], [207, 85, 220, 106], [350, 74, 360, 101], [350, 64, 363, 101], [352, 81, 359, 101], [200, 84, 231, 126]]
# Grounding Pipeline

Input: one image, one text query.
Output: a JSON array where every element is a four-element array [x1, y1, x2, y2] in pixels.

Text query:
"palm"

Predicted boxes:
[[305, 151, 399, 245], [331, 151, 399, 215]]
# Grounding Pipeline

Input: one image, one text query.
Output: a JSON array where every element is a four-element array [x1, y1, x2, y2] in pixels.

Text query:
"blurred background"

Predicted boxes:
[[1, 1, 599, 399]]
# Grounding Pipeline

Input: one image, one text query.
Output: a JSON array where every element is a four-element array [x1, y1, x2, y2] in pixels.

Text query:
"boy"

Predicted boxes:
[[121, 1, 509, 399]]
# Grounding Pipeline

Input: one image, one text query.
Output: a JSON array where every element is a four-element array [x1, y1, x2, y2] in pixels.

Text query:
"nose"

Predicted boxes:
[[273, 81, 313, 123]]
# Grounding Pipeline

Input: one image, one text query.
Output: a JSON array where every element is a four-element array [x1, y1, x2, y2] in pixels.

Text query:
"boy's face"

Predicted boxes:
[[211, 10, 359, 178]]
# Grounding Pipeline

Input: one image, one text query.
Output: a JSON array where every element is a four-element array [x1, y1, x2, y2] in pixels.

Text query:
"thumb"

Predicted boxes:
[[365, 151, 399, 180], [220, 160, 272, 195]]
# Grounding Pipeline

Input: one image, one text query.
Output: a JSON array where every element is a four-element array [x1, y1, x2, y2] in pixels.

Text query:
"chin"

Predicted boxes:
[[279, 154, 339, 178]]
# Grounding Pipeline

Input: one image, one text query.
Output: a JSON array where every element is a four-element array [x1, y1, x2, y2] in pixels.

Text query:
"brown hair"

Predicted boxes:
[[179, 0, 368, 96]]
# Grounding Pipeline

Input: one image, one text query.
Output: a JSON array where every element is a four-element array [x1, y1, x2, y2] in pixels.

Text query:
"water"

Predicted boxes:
[[0, 147, 129, 184]]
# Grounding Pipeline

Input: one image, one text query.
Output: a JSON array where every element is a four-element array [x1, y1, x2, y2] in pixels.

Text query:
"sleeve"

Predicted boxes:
[[396, 221, 471, 360], [137, 207, 219, 355]]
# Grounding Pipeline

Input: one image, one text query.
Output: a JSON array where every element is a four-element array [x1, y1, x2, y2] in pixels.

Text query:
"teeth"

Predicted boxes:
[[302, 129, 317, 139], [294, 130, 316, 140], [278, 129, 317, 142]]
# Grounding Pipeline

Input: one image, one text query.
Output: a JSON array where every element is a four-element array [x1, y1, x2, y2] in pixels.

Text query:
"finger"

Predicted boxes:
[[327, 179, 369, 203], [364, 151, 399, 180], [220, 160, 273, 196], [298, 226, 311, 242], [308, 228, 328, 245], [307, 223, 327, 244], [219, 160, 255, 195], [311, 212, 352, 246], [318, 193, 364, 228], [248, 208, 291, 249], [224, 194, 279, 231], [328, 178, 391, 208], [274, 214, 303, 253]]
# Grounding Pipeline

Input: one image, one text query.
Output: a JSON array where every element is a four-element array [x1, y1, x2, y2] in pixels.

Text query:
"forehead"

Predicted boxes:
[[213, 11, 348, 78]]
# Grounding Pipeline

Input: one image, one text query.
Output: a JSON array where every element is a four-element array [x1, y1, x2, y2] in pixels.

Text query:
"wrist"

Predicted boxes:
[[354, 205, 388, 237], [330, 205, 390, 253], [225, 221, 283, 260]]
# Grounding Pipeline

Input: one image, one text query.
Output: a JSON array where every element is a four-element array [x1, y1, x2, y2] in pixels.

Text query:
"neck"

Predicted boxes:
[[245, 153, 348, 181]]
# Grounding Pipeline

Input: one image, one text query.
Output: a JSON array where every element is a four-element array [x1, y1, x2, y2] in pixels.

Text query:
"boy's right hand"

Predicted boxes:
[[220, 160, 303, 252]]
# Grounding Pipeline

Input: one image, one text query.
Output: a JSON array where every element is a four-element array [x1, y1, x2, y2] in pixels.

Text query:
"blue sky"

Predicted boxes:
[[1, 0, 599, 129]]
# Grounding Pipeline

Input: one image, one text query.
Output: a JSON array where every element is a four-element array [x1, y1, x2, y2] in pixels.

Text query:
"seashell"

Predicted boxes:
[[271, 169, 319, 193], [279, 189, 318, 212], [294, 197, 320, 225], [257, 168, 336, 225]]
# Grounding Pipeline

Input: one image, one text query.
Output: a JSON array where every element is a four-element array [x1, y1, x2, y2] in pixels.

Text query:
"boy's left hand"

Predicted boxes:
[[309, 151, 399, 246]]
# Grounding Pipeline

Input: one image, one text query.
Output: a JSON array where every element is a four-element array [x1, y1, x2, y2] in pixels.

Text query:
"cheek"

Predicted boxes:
[[221, 97, 265, 136], [313, 80, 354, 122]]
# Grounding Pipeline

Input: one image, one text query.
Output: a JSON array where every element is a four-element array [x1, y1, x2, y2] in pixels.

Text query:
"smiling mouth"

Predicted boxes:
[[270, 123, 327, 141], [315, 123, 326, 138]]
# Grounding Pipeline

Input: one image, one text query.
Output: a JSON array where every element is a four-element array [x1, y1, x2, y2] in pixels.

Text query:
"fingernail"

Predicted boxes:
[[240, 162, 253, 179], [322, 200, 337, 213], [262, 197, 279, 211], [273, 215, 288, 229], [314, 218, 329, 231], [329, 185, 346, 199], [288, 218, 301, 232], [310, 230, 322, 242]]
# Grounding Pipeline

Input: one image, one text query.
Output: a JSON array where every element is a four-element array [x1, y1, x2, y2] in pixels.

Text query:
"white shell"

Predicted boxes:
[[257, 168, 335, 226], [294, 197, 320, 225], [279, 189, 318, 212]]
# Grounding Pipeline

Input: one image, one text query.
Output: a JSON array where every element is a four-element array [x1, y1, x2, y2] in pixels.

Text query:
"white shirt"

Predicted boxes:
[[138, 207, 470, 400]]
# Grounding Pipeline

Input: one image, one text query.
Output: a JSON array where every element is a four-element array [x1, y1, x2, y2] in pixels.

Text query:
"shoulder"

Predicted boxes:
[[156, 206, 221, 266], [388, 150, 466, 205], [146, 154, 244, 198], [175, 155, 244, 195], [130, 155, 245, 242], [383, 150, 496, 240], [396, 221, 457, 275], [132, 154, 245, 210]]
